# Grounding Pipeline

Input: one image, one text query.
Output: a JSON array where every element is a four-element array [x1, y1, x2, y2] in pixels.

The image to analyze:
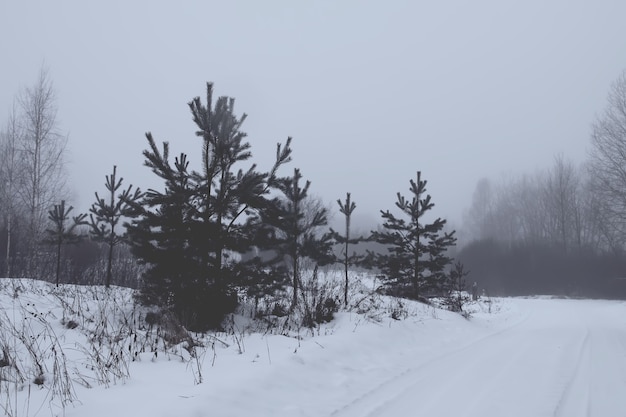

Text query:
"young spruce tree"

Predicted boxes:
[[370, 171, 456, 300]]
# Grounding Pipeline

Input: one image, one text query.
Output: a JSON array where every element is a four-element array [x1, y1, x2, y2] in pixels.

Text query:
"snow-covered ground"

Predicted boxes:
[[1, 278, 626, 417]]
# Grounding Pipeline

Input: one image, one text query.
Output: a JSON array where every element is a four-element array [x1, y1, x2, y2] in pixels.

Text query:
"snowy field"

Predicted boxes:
[[1, 278, 626, 417]]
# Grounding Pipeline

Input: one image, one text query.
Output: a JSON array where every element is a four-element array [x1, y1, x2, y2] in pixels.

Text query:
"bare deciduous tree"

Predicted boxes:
[[465, 177, 495, 240], [544, 155, 579, 251], [17, 66, 68, 273], [0, 102, 25, 276], [465, 160, 610, 253], [589, 69, 626, 249]]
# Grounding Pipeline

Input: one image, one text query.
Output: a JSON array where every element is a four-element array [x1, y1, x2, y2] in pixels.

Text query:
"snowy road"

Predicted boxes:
[[330, 299, 626, 417], [60, 297, 626, 417]]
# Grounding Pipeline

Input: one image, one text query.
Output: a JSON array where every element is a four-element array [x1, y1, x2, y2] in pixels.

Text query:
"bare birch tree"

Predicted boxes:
[[17, 66, 68, 274], [0, 102, 25, 276]]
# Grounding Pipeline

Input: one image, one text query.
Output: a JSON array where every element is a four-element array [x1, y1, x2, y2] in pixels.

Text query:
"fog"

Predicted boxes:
[[2, 0, 626, 230]]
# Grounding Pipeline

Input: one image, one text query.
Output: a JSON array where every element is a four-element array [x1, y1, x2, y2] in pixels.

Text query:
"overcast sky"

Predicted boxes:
[[2, 0, 626, 232]]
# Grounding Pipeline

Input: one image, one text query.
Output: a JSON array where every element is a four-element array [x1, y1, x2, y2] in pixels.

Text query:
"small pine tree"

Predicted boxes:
[[443, 261, 471, 316], [331, 192, 365, 306], [260, 168, 334, 311], [370, 171, 456, 300], [187, 83, 291, 290], [126, 82, 292, 331], [44, 200, 87, 286], [89, 165, 142, 288], [126, 143, 219, 328]]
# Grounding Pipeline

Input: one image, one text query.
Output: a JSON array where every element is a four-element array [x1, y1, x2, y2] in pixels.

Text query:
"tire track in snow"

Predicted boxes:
[[553, 328, 591, 417], [328, 299, 626, 417], [328, 310, 533, 417], [364, 328, 538, 417], [583, 325, 626, 416]]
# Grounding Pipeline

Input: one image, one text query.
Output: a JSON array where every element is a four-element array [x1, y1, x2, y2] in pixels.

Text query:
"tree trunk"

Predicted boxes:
[[5, 208, 11, 277], [414, 173, 420, 299], [291, 247, 299, 311], [290, 180, 301, 312], [344, 214, 350, 306], [414, 243, 419, 299], [106, 213, 114, 288], [55, 238, 62, 286], [106, 238, 114, 288], [106, 176, 116, 288]]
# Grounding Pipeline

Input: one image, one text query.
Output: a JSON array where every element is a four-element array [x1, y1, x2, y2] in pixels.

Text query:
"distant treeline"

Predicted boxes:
[[458, 240, 626, 299], [458, 70, 626, 299]]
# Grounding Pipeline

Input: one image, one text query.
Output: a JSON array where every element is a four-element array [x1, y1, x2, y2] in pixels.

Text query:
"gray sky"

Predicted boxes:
[[2, 0, 626, 231]]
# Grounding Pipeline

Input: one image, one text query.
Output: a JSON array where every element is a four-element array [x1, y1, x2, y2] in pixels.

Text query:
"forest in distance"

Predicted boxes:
[[2, 66, 626, 330]]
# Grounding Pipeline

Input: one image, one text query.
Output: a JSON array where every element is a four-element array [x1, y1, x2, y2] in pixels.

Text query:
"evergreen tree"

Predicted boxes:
[[370, 171, 456, 299], [89, 165, 142, 288], [126, 142, 215, 327], [126, 83, 291, 331], [331, 192, 364, 306], [187, 83, 291, 287], [44, 200, 86, 286], [260, 168, 334, 311], [442, 261, 471, 315]]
